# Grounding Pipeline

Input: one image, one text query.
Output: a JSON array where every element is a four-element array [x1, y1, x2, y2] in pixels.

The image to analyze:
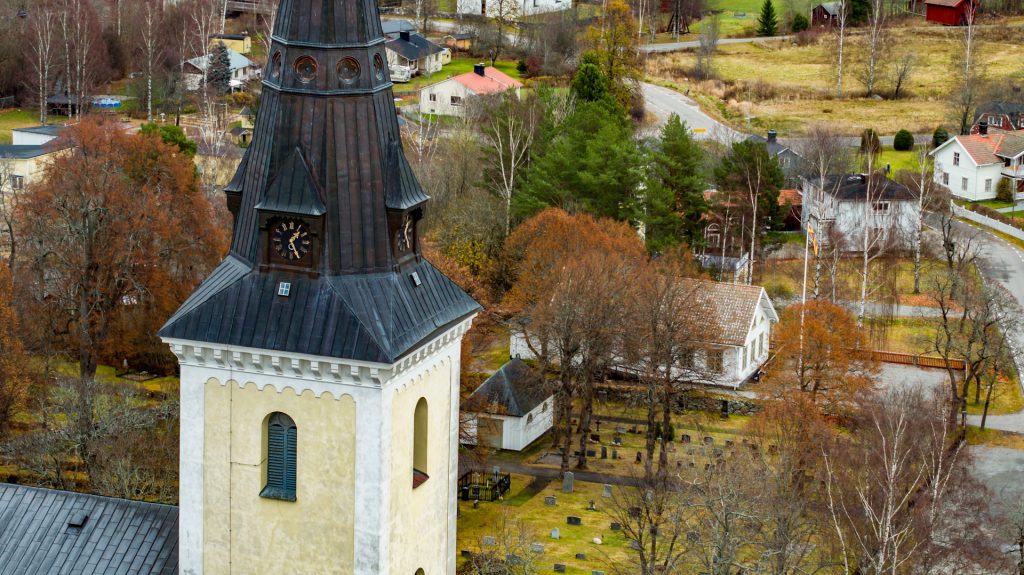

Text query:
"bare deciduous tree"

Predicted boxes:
[[25, 2, 58, 125]]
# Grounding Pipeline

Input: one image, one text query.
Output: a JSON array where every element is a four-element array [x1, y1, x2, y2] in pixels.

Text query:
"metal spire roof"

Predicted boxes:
[[159, 0, 479, 363]]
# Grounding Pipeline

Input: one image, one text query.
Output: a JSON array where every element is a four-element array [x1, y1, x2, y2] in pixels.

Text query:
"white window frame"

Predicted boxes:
[[450, 95, 462, 106], [942, 172, 949, 186], [10, 175, 24, 190], [953, 152, 960, 166], [985, 179, 993, 193], [962, 177, 969, 192]]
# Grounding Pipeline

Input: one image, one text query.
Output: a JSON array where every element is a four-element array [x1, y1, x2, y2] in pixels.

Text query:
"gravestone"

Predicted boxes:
[[587, 500, 596, 511], [600, 446, 608, 459], [635, 452, 642, 463], [725, 440, 735, 449], [629, 425, 637, 433], [687, 447, 695, 456], [531, 543, 545, 553], [687, 531, 700, 543], [554, 564, 566, 573], [567, 516, 582, 526], [590, 433, 601, 442], [612, 449, 619, 460], [506, 554, 522, 565], [592, 537, 602, 545], [482, 536, 496, 546], [586, 449, 596, 458], [610, 522, 622, 531], [616, 426, 627, 434], [612, 435, 622, 446], [593, 571, 606, 575], [576, 553, 587, 560], [703, 436, 714, 445], [681, 434, 691, 444], [563, 471, 574, 493], [628, 506, 641, 518], [551, 528, 560, 539], [472, 500, 479, 509], [545, 495, 557, 506], [602, 484, 613, 498], [714, 448, 724, 457]]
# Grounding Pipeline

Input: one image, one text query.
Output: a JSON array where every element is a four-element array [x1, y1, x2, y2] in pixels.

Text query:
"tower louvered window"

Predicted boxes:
[[261, 412, 297, 501]]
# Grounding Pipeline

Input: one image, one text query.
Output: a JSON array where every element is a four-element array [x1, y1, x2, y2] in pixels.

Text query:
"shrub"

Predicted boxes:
[[794, 28, 819, 46], [893, 129, 914, 151], [969, 203, 1024, 232], [860, 128, 881, 156], [997, 178, 1015, 203], [932, 126, 950, 149], [516, 58, 528, 74], [765, 280, 794, 301], [791, 13, 809, 32]]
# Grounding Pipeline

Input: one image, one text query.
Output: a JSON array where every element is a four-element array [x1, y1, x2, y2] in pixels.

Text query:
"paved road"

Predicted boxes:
[[640, 35, 793, 53], [641, 82, 742, 140]]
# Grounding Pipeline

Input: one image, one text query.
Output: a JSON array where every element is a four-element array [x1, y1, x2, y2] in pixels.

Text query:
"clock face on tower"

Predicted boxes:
[[272, 219, 312, 261]]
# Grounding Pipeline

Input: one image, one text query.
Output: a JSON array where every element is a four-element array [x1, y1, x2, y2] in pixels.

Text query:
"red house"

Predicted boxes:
[[924, 0, 976, 25]]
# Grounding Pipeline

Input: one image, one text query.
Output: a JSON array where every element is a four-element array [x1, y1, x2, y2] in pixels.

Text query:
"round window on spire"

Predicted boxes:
[[271, 51, 282, 80], [338, 57, 360, 85], [294, 56, 318, 83], [373, 54, 385, 81]]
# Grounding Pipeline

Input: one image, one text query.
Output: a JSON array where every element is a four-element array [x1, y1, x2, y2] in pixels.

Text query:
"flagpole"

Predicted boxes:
[[799, 225, 811, 374]]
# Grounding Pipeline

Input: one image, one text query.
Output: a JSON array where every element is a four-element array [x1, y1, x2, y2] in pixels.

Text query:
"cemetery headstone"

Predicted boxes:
[[703, 436, 714, 445], [725, 440, 735, 449], [590, 433, 601, 442], [567, 516, 582, 526], [600, 446, 608, 459], [628, 506, 641, 518], [635, 452, 642, 463], [551, 528, 560, 539], [586, 449, 596, 458], [576, 553, 587, 560], [482, 536, 496, 546], [587, 500, 596, 511], [612, 435, 622, 446], [554, 564, 566, 573], [506, 554, 522, 565], [616, 426, 627, 434], [531, 543, 545, 553], [472, 500, 479, 509], [563, 471, 574, 493], [612, 449, 619, 459], [681, 434, 691, 444], [544, 495, 557, 506], [593, 571, 606, 575], [610, 522, 622, 531], [714, 448, 724, 457], [592, 537, 602, 545], [602, 484, 613, 498]]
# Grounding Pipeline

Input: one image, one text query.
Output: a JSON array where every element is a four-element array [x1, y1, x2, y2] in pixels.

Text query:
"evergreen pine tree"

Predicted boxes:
[[757, 0, 779, 36], [207, 41, 232, 94], [646, 114, 708, 250]]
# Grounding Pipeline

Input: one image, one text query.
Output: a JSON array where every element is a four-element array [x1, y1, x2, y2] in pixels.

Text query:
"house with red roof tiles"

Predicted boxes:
[[419, 64, 523, 117], [930, 122, 1024, 201]]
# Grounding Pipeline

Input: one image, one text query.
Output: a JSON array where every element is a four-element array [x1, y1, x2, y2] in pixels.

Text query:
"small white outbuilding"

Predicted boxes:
[[461, 359, 553, 451]]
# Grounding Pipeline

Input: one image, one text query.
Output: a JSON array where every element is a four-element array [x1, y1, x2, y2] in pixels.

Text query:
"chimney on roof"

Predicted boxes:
[[767, 129, 777, 143], [400, 30, 411, 41], [979, 120, 988, 137], [474, 63, 486, 76]]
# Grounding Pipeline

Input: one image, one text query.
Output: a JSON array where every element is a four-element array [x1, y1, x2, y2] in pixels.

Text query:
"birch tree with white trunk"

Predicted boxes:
[[26, 3, 58, 125]]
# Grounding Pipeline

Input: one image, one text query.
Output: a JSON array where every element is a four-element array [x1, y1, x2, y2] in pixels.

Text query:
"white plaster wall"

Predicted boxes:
[[933, 141, 1004, 201], [11, 130, 56, 146], [165, 315, 473, 575], [419, 79, 473, 117]]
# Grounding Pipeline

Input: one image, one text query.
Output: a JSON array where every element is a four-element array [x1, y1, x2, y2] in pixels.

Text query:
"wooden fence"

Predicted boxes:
[[871, 350, 965, 370]]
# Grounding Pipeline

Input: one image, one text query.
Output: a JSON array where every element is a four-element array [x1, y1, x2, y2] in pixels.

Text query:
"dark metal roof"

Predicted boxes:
[[820, 173, 917, 201], [0, 483, 178, 575], [381, 19, 416, 35], [160, 0, 479, 363], [466, 359, 548, 417], [13, 125, 64, 137], [386, 33, 444, 61], [745, 133, 792, 158], [0, 144, 51, 159]]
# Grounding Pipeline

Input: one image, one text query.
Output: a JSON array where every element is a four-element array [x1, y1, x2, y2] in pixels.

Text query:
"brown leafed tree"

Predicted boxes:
[[16, 119, 227, 380], [0, 262, 30, 438], [764, 299, 876, 415]]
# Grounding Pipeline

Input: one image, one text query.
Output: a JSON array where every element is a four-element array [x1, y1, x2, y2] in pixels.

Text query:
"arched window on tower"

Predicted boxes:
[[413, 398, 428, 488], [261, 412, 297, 501]]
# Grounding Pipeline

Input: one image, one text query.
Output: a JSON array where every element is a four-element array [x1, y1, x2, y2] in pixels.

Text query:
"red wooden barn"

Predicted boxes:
[[924, 0, 975, 25]]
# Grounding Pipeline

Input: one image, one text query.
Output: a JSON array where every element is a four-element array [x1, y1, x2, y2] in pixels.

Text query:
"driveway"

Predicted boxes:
[[640, 35, 793, 53]]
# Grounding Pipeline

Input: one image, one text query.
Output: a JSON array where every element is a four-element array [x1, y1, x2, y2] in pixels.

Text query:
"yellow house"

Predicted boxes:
[[209, 33, 252, 54]]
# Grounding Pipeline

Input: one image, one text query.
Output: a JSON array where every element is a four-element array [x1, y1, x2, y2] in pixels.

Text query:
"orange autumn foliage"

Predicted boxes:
[[0, 262, 29, 436], [16, 119, 228, 377]]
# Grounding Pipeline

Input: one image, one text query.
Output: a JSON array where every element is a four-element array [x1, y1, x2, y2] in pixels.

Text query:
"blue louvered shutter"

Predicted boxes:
[[261, 413, 297, 501], [284, 425, 297, 493]]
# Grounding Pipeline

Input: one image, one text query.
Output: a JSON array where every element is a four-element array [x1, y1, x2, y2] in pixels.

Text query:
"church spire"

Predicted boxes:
[[161, 0, 478, 364]]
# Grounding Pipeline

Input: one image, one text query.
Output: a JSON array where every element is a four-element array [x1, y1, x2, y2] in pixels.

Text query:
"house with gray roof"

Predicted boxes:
[[746, 129, 807, 186], [385, 30, 445, 78], [184, 46, 259, 91], [461, 359, 553, 450], [0, 483, 178, 574], [801, 172, 920, 251]]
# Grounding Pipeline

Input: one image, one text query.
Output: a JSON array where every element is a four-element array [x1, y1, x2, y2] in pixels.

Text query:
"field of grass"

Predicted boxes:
[[393, 58, 522, 94], [0, 109, 62, 145], [457, 475, 633, 574], [647, 24, 1024, 135], [967, 426, 1024, 449]]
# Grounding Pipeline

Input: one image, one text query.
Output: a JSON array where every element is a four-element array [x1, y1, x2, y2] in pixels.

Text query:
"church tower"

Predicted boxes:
[[158, 1, 479, 573]]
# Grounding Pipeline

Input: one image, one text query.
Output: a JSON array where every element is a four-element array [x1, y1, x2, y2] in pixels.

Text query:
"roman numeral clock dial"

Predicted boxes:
[[272, 219, 311, 261]]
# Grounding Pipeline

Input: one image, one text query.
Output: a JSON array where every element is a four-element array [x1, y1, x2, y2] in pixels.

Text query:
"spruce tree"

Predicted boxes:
[[757, 0, 779, 36], [207, 41, 232, 94]]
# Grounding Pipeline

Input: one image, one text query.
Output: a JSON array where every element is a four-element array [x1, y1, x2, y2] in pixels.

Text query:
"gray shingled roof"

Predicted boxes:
[[465, 359, 548, 417], [820, 173, 917, 202], [386, 33, 444, 61], [0, 145, 51, 159], [0, 483, 178, 575]]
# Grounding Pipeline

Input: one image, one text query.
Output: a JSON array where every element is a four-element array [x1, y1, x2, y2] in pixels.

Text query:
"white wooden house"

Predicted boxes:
[[457, 0, 569, 16], [930, 123, 1024, 201], [184, 47, 259, 91], [510, 279, 778, 389], [461, 359, 553, 451], [419, 64, 522, 117], [385, 31, 445, 78], [801, 173, 920, 251]]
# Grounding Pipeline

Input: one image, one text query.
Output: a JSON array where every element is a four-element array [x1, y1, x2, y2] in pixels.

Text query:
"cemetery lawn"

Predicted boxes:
[[457, 474, 633, 574]]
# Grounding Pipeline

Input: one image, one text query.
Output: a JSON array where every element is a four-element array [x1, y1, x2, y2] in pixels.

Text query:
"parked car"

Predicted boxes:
[[390, 66, 412, 82]]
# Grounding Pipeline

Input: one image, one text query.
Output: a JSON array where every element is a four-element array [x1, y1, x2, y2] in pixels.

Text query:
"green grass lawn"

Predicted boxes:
[[877, 147, 922, 173], [0, 109, 66, 145], [393, 58, 522, 94]]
